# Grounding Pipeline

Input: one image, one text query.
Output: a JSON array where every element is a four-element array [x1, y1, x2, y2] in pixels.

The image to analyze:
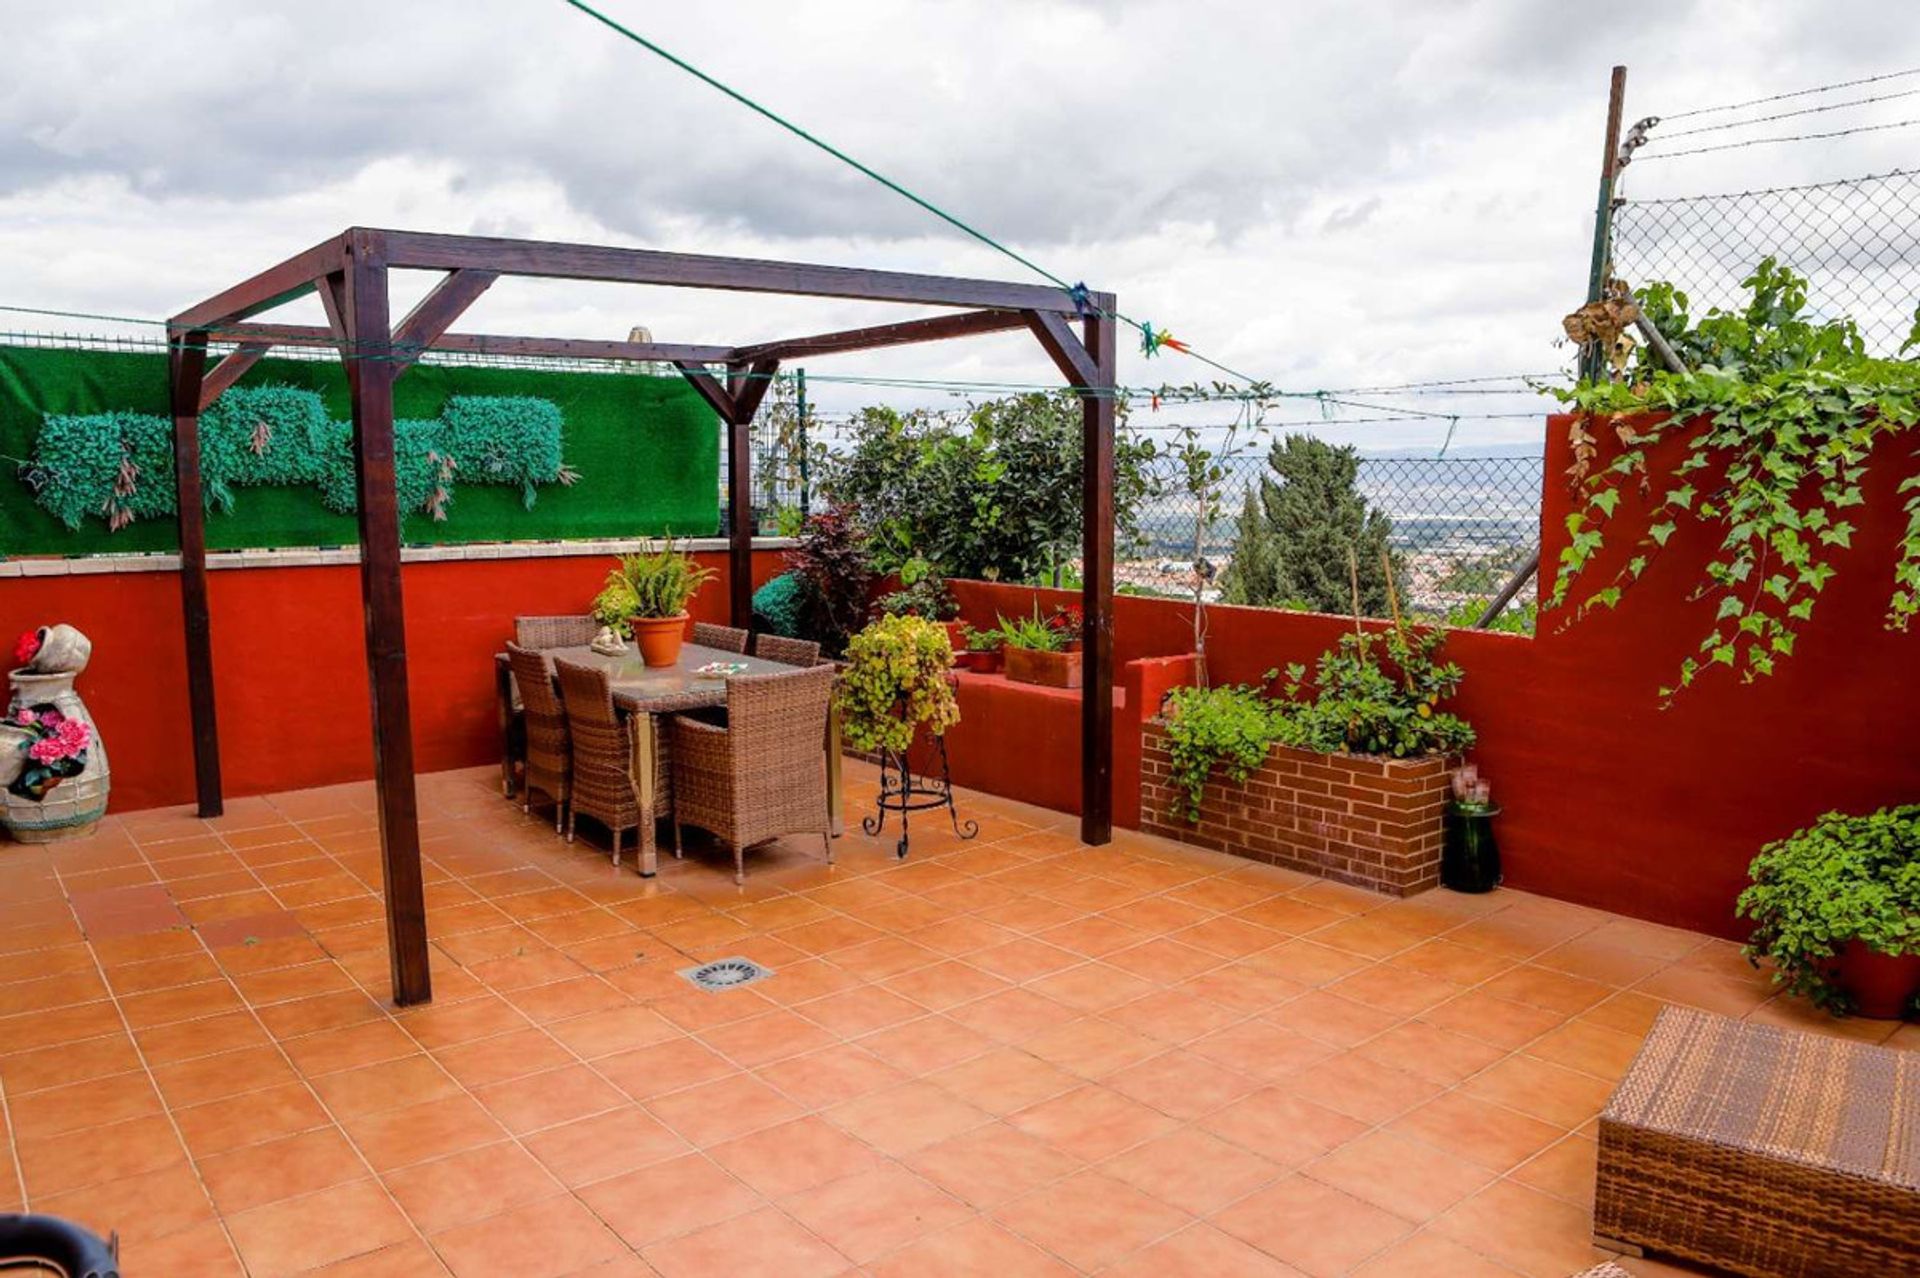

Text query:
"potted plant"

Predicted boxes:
[[1738, 805, 1920, 1019], [1442, 764, 1501, 893], [598, 541, 717, 667], [956, 625, 1004, 673], [998, 606, 1081, 689], [838, 614, 960, 753], [4, 624, 110, 842]]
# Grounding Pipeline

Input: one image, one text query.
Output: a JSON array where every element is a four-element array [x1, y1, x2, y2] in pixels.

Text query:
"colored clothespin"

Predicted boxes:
[[1067, 282, 1093, 317], [1139, 323, 1187, 358]]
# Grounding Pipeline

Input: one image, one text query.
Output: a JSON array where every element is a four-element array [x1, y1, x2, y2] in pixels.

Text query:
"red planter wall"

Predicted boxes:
[[0, 549, 786, 813], [949, 415, 1920, 939]]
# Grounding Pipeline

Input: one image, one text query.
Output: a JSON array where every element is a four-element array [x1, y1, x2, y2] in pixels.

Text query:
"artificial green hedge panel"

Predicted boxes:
[[0, 345, 720, 555]]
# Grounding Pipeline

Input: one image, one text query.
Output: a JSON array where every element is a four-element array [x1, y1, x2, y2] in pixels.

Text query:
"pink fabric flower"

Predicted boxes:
[[12, 709, 32, 726], [25, 718, 88, 764], [37, 710, 62, 728], [12, 630, 40, 668]]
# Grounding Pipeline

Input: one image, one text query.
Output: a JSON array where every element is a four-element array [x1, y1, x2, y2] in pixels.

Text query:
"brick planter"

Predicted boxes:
[[1140, 720, 1451, 896]]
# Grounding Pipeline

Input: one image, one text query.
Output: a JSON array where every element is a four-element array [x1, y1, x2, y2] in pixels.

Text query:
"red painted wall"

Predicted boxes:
[[947, 415, 1920, 939], [0, 549, 786, 813]]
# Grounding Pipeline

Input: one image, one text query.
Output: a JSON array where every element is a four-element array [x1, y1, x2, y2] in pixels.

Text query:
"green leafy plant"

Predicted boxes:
[[877, 559, 958, 620], [602, 540, 716, 622], [1160, 682, 1286, 822], [837, 613, 960, 753], [1737, 805, 1920, 1013], [1277, 621, 1476, 758], [994, 605, 1071, 653], [1549, 258, 1920, 697], [960, 624, 1003, 653]]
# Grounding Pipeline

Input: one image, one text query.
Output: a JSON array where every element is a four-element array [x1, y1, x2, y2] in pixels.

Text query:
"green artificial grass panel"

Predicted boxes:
[[1, 345, 720, 555]]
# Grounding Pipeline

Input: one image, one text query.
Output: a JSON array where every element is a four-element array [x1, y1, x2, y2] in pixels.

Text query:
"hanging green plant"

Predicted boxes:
[[837, 613, 959, 754], [1548, 259, 1920, 698]]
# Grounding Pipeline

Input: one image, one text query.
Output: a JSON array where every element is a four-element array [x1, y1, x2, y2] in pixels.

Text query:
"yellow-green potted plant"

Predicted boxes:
[[598, 541, 716, 667]]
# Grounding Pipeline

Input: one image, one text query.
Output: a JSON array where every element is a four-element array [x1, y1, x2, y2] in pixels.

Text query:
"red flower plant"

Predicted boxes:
[[12, 629, 41, 669]]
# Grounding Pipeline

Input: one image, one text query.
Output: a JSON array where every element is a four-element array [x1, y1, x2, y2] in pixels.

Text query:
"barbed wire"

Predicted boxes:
[[1661, 65, 1920, 121], [1639, 115, 1920, 161], [1658, 86, 1920, 139]]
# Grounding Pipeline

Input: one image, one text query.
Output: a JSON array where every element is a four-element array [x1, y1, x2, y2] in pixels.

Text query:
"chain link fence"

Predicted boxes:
[[1612, 168, 1920, 355], [742, 405, 1544, 624]]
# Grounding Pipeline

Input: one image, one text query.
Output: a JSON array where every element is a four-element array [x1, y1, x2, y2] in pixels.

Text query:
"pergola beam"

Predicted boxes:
[[731, 308, 1031, 364], [379, 229, 1085, 312], [197, 341, 272, 413], [213, 323, 734, 366], [1025, 310, 1102, 390], [170, 235, 347, 332]]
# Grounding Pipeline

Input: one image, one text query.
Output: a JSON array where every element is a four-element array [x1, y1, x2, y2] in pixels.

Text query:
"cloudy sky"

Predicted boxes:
[[4, 0, 1918, 450]]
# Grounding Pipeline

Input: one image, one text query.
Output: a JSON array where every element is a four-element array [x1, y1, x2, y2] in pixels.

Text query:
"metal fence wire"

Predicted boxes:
[[1612, 168, 1920, 355], [742, 408, 1545, 619]]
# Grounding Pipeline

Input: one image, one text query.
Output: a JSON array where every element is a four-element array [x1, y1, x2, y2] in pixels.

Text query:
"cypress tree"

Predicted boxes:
[[1222, 435, 1405, 615]]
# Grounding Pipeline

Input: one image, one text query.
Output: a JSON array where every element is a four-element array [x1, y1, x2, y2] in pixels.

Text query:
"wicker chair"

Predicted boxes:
[[753, 634, 822, 667], [692, 622, 749, 654], [514, 615, 598, 649], [505, 644, 570, 831], [668, 664, 835, 884], [553, 659, 644, 866]]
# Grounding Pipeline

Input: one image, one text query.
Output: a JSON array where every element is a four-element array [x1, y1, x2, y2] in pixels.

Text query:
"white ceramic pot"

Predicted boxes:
[[3, 668, 110, 842]]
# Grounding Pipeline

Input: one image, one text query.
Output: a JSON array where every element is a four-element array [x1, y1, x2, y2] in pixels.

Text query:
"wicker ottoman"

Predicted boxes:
[[1595, 1005, 1918, 1277]]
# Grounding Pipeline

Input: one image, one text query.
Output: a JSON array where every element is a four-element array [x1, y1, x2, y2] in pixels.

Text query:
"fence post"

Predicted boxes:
[[1580, 65, 1629, 383], [796, 367, 810, 516]]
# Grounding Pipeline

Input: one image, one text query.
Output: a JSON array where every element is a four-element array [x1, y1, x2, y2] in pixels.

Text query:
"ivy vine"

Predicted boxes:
[[1548, 258, 1920, 698]]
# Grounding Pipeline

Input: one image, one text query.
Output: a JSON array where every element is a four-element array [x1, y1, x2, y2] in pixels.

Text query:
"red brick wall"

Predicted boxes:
[[1139, 722, 1451, 895]]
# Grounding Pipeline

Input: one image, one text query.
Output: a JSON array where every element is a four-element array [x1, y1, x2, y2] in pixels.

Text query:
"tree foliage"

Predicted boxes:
[[1217, 434, 1406, 615], [818, 392, 1156, 582]]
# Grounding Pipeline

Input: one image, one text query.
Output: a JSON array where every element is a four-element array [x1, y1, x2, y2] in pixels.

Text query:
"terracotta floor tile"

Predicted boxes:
[[1103, 1223, 1308, 1278], [300, 1239, 452, 1277], [37, 1162, 218, 1245], [431, 1194, 625, 1278], [384, 1139, 564, 1232], [116, 1219, 247, 1278], [1288, 1051, 1446, 1124], [475, 1062, 626, 1135], [544, 1003, 680, 1058], [1100, 987, 1244, 1044], [1351, 1229, 1526, 1277], [596, 1034, 737, 1101], [906, 1121, 1082, 1207], [784, 1163, 970, 1263], [521, 1105, 691, 1188], [642, 1204, 850, 1278], [1008, 1082, 1177, 1161], [1101, 1126, 1283, 1215], [1106, 1047, 1262, 1120], [854, 1012, 995, 1074], [342, 1093, 508, 1172], [699, 1006, 840, 1065], [199, 1126, 370, 1214], [1388, 1091, 1566, 1173], [994, 1169, 1192, 1271], [647, 1072, 804, 1147], [1459, 1053, 1616, 1129], [312, 1053, 463, 1118], [10, 1070, 162, 1139], [578, 1152, 763, 1248], [1304, 1128, 1495, 1221], [1199, 1088, 1370, 1167], [174, 1083, 333, 1159], [134, 1008, 271, 1065], [1190, 1018, 1339, 1081], [827, 1079, 993, 1156], [866, 1214, 1076, 1278], [1431, 1180, 1599, 1277], [707, 1114, 885, 1197], [1420, 990, 1569, 1050], [0, 1032, 141, 1094], [758, 1040, 908, 1109], [431, 1025, 575, 1089], [1354, 1018, 1510, 1085], [1021, 1015, 1163, 1078], [927, 1046, 1081, 1116], [1215, 1173, 1415, 1276], [226, 1178, 413, 1278], [1511, 1133, 1600, 1208]]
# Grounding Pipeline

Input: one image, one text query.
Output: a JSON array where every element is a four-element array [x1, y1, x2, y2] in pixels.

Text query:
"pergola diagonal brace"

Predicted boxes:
[[390, 269, 499, 374], [1025, 310, 1101, 391], [674, 361, 738, 423], [198, 341, 272, 412]]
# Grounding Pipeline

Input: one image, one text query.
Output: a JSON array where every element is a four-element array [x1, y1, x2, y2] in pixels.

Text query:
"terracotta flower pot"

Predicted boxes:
[[630, 614, 689, 668], [1004, 647, 1082, 689], [1829, 940, 1920, 1019]]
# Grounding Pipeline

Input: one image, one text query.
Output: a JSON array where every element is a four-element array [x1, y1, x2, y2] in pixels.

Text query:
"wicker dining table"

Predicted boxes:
[[494, 641, 844, 875]]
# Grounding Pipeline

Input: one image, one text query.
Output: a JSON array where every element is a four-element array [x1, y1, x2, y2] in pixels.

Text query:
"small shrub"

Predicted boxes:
[[1278, 622, 1476, 758], [601, 540, 716, 622], [1737, 805, 1920, 1013], [785, 506, 879, 657]]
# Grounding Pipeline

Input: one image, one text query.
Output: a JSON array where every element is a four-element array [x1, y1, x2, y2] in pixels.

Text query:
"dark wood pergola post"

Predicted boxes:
[[340, 230, 433, 1005], [172, 228, 1118, 1006], [167, 332, 221, 818]]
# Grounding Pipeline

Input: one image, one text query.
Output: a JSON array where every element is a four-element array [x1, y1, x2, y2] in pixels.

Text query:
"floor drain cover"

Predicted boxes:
[[679, 957, 773, 991]]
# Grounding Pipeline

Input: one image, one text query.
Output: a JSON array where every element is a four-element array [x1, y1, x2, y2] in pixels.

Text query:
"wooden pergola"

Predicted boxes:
[[167, 227, 1118, 1006]]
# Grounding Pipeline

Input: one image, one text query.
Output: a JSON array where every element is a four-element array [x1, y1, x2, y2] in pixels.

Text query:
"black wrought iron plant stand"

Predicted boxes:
[[863, 731, 977, 860]]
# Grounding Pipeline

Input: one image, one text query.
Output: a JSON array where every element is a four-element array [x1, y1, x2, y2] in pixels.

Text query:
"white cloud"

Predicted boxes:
[[2, 0, 1917, 446]]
